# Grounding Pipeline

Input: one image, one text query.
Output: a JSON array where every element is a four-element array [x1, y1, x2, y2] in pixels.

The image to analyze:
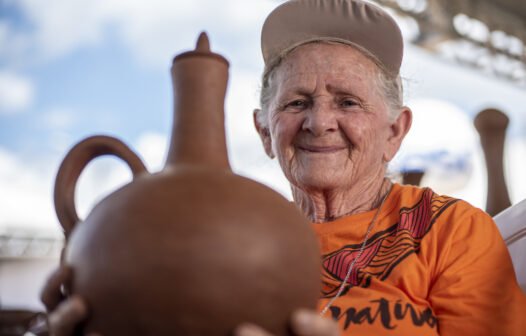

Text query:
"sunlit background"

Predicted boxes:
[[1, 0, 526, 311]]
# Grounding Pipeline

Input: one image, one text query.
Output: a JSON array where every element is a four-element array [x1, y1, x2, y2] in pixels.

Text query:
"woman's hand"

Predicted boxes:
[[40, 266, 91, 336], [234, 309, 339, 336], [40, 268, 336, 336]]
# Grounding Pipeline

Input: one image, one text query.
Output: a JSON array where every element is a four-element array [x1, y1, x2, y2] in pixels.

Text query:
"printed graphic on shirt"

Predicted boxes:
[[321, 189, 458, 298], [328, 298, 438, 330]]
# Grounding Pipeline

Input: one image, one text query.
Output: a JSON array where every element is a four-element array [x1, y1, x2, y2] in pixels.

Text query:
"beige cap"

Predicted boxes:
[[261, 0, 403, 74]]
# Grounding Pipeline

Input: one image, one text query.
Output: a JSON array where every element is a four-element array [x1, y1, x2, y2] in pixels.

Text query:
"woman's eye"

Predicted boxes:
[[288, 100, 304, 107], [341, 100, 357, 107], [283, 100, 307, 110]]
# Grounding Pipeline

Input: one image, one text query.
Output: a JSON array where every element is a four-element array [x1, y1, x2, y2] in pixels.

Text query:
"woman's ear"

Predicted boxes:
[[383, 106, 412, 162], [253, 109, 275, 158]]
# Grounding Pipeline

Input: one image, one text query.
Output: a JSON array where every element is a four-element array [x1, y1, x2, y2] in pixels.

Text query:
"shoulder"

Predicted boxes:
[[393, 183, 490, 225], [390, 183, 497, 245]]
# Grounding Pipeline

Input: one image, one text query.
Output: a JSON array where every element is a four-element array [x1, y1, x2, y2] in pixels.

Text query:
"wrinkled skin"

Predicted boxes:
[[255, 43, 412, 222]]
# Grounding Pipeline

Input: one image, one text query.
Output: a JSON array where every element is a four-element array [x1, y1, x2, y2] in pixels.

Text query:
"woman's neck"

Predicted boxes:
[[292, 177, 393, 223]]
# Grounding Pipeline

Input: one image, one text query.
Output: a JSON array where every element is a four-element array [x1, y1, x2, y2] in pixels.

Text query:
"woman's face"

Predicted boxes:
[[257, 43, 404, 193]]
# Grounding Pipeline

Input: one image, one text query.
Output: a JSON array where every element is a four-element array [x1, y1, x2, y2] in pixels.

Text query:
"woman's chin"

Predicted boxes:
[[291, 174, 350, 193]]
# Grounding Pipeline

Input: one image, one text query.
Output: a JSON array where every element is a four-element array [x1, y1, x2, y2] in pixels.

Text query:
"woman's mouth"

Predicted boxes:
[[298, 145, 347, 153]]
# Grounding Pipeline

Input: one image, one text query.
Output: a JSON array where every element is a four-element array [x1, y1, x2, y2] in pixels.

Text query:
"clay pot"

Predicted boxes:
[[402, 171, 425, 187], [474, 108, 512, 216], [53, 33, 320, 336]]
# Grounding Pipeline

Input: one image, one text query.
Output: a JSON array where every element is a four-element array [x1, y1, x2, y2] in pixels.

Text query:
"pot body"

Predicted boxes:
[[65, 166, 321, 335], [54, 33, 321, 335]]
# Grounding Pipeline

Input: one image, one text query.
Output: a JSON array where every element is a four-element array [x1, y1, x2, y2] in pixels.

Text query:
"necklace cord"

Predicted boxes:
[[319, 183, 393, 316]]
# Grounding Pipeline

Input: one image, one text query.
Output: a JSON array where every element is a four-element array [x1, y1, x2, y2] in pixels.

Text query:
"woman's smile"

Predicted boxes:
[[297, 144, 347, 153]]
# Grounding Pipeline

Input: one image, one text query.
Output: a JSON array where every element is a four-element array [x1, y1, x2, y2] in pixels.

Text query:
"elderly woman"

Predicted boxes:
[[42, 0, 526, 335]]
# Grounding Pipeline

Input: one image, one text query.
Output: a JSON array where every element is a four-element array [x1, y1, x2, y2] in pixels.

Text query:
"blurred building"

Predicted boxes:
[[1, 228, 62, 311], [375, 0, 526, 86]]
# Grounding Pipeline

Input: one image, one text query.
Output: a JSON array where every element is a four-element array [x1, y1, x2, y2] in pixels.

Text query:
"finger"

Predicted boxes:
[[41, 266, 72, 311], [233, 323, 275, 336], [291, 310, 340, 336], [48, 296, 88, 336]]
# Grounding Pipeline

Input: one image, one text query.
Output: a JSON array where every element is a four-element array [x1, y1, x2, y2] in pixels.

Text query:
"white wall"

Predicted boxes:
[[0, 258, 59, 311]]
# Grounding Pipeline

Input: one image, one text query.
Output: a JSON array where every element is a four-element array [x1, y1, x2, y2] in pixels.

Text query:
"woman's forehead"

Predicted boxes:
[[274, 43, 378, 91]]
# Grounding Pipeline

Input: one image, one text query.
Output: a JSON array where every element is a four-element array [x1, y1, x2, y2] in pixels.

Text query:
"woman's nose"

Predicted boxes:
[[302, 102, 338, 136]]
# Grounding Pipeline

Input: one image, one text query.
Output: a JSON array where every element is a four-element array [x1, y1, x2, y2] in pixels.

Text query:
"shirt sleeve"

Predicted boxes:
[[428, 206, 526, 335]]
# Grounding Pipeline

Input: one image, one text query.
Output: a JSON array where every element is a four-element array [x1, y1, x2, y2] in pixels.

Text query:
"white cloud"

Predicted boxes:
[[225, 71, 261, 142], [40, 106, 76, 129], [108, 0, 276, 68], [47, 131, 77, 156], [4, 0, 277, 68], [0, 71, 35, 113], [75, 154, 133, 219], [31, 107, 79, 153], [224, 70, 293, 199], [0, 21, 8, 46], [16, 0, 111, 60], [135, 131, 168, 172], [0, 147, 59, 231]]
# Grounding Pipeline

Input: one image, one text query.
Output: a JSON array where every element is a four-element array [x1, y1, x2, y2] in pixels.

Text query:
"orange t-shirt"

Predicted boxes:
[[312, 183, 526, 335]]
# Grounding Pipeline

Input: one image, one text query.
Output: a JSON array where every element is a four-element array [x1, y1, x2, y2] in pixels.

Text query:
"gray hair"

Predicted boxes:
[[258, 41, 403, 126]]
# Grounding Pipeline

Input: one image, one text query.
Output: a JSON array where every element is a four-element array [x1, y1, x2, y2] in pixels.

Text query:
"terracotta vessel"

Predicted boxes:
[[54, 33, 321, 336], [474, 108, 512, 216], [402, 171, 425, 187]]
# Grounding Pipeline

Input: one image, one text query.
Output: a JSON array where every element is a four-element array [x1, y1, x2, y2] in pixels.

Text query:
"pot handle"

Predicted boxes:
[[54, 135, 148, 238]]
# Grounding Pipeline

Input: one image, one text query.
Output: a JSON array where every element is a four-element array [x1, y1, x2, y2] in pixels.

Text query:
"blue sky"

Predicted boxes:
[[1, 0, 526, 234]]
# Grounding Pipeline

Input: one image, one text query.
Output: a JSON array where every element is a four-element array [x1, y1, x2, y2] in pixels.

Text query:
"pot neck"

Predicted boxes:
[[165, 33, 231, 170]]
